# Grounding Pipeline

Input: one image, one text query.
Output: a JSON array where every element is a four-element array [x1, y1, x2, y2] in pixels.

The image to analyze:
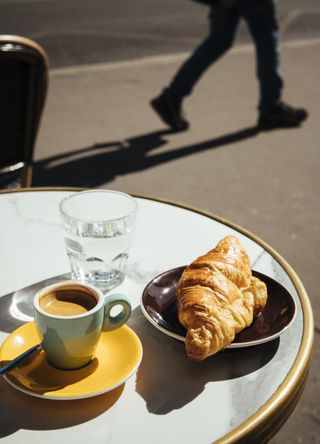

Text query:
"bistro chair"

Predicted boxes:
[[0, 35, 48, 188]]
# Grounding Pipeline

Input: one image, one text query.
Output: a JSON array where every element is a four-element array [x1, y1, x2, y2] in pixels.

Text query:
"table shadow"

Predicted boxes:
[[0, 378, 124, 438], [129, 308, 279, 415]]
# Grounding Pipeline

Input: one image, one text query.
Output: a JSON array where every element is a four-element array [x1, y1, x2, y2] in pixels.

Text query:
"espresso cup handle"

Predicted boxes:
[[102, 294, 132, 331]]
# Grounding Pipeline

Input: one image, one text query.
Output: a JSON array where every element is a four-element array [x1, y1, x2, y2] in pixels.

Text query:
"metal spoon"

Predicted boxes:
[[0, 344, 42, 376]]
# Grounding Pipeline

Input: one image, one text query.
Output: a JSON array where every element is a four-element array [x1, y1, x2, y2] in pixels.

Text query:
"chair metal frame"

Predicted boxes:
[[0, 35, 49, 188]]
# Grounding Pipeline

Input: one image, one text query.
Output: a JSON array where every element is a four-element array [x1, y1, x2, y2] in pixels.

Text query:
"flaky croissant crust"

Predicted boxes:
[[176, 235, 268, 361]]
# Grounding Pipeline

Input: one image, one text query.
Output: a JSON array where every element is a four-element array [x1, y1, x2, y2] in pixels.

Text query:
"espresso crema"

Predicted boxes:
[[39, 288, 98, 316]]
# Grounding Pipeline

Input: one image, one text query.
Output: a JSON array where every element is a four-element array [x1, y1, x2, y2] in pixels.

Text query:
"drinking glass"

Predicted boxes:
[[59, 190, 138, 292]]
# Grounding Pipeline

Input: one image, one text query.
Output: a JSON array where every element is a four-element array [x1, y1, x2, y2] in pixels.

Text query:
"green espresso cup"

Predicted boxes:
[[33, 280, 132, 370]]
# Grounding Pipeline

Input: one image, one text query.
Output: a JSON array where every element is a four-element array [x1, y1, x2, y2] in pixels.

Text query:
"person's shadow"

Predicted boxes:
[[33, 126, 261, 187]]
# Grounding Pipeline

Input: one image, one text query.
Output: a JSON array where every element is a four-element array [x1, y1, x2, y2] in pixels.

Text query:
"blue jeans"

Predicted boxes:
[[165, 0, 283, 113]]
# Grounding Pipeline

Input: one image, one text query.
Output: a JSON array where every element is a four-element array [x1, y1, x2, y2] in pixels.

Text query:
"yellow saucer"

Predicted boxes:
[[0, 322, 143, 400]]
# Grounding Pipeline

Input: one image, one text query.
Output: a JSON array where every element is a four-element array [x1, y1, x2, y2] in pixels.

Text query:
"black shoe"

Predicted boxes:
[[258, 102, 308, 129], [150, 93, 189, 132]]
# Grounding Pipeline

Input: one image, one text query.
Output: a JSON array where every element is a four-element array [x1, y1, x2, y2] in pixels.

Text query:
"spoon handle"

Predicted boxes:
[[0, 344, 42, 376]]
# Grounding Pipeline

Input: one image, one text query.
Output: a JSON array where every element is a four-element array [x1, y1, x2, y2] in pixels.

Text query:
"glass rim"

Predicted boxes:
[[59, 189, 138, 224]]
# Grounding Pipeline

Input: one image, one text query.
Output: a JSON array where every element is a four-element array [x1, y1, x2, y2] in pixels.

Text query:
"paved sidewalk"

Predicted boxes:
[[34, 39, 320, 443]]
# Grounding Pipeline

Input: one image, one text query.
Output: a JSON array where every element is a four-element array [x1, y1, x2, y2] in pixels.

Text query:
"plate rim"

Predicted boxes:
[[140, 265, 297, 348], [2, 322, 143, 400]]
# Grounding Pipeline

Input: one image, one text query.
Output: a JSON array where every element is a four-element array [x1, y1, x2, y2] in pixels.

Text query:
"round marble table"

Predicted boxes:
[[0, 188, 314, 444]]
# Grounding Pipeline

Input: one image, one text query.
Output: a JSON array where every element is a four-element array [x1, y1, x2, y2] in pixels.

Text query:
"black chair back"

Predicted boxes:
[[0, 35, 48, 188]]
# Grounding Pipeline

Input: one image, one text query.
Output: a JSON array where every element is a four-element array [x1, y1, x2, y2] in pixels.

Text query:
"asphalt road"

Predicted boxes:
[[0, 0, 320, 68]]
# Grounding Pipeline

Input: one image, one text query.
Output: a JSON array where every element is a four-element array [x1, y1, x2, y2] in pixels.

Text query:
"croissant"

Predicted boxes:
[[176, 235, 268, 361]]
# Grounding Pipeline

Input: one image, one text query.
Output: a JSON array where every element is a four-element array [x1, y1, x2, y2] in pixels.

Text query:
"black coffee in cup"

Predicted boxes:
[[39, 288, 97, 316]]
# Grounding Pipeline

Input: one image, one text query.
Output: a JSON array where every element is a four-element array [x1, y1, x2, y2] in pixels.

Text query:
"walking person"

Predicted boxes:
[[151, 0, 308, 131]]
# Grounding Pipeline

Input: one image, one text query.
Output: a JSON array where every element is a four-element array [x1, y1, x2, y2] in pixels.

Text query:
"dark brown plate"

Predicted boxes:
[[141, 266, 296, 348]]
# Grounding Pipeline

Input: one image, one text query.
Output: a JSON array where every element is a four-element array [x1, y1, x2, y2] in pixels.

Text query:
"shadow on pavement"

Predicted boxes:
[[33, 125, 260, 187]]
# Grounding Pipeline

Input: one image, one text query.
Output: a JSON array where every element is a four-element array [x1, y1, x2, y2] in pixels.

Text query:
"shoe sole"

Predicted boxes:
[[258, 120, 303, 130]]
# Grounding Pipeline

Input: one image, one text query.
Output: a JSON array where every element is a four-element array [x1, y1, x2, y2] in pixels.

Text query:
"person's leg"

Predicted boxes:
[[241, 0, 283, 113], [151, 3, 240, 131], [242, 0, 307, 127], [166, 4, 240, 102]]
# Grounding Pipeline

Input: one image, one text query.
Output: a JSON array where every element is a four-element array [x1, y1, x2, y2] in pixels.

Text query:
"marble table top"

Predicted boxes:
[[0, 189, 314, 444]]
